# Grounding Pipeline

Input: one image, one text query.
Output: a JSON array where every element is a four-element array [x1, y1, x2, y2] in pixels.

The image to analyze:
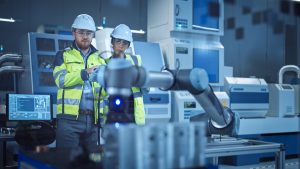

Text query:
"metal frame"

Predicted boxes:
[[205, 137, 285, 169]]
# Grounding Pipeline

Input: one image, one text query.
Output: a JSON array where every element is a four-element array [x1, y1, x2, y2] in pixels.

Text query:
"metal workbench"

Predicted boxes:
[[205, 136, 285, 169]]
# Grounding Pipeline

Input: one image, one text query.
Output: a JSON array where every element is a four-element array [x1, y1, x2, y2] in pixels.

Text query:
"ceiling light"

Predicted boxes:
[[131, 29, 145, 34], [0, 18, 15, 23], [97, 26, 146, 34]]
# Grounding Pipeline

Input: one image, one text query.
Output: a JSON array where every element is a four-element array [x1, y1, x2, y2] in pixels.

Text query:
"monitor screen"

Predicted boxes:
[[193, 48, 219, 83], [6, 94, 52, 121], [133, 41, 165, 72], [193, 0, 220, 31]]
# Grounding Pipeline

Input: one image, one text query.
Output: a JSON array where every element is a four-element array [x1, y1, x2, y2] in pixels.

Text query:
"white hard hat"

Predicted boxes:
[[111, 24, 133, 42], [72, 14, 96, 32]]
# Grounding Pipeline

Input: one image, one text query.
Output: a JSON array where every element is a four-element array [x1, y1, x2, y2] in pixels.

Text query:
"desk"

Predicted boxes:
[[0, 133, 15, 169]]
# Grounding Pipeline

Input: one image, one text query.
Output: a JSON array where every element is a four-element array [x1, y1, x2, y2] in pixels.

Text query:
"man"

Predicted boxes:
[[53, 14, 106, 151], [105, 24, 145, 125]]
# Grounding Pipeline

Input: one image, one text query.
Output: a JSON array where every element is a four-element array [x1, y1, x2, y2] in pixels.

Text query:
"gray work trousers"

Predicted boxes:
[[56, 114, 99, 152]]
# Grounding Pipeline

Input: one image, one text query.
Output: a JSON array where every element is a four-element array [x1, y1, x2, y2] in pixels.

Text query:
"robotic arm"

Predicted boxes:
[[96, 58, 239, 136]]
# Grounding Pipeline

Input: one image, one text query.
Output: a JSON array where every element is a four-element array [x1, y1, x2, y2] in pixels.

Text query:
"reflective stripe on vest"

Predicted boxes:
[[58, 72, 67, 88], [53, 69, 67, 80], [57, 98, 80, 105]]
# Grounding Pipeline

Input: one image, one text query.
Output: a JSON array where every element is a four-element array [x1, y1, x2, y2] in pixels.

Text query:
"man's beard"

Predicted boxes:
[[77, 40, 91, 50]]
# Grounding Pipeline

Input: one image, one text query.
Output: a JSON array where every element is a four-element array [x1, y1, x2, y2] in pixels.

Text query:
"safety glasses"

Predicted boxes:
[[75, 30, 94, 38], [113, 38, 130, 46]]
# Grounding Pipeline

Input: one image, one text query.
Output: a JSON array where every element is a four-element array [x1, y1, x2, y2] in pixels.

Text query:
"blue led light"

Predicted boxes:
[[115, 98, 121, 106], [115, 122, 120, 128], [177, 24, 182, 28]]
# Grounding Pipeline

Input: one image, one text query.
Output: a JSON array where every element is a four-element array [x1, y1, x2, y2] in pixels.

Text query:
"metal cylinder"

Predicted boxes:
[[194, 87, 232, 128], [143, 70, 174, 89]]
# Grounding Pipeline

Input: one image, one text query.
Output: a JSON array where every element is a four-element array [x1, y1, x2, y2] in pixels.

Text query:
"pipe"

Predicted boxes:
[[0, 53, 22, 65], [0, 66, 24, 74]]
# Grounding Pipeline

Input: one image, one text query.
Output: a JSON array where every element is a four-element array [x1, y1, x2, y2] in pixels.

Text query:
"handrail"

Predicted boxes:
[[278, 65, 300, 84]]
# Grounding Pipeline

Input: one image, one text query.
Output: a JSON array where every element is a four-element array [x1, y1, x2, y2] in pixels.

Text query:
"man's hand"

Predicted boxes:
[[87, 66, 98, 74], [88, 65, 101, 82]]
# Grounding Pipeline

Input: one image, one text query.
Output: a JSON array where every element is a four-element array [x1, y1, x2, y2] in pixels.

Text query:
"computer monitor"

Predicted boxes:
[[6, 94, 52, 121], [133, 41, 165, 71], [192, 0, 221, 32]]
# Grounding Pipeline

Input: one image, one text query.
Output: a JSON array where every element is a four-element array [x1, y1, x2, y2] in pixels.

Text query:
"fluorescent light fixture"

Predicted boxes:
[[291, 0, 300, 2], [0, 17, 15, 23], [97, 26, 104, 30], [131, 29, 145, 34], [97, 26, 146, 34]]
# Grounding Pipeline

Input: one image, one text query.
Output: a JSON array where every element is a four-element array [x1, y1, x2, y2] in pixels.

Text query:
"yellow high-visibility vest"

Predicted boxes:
[[53, 46, 106, 124]]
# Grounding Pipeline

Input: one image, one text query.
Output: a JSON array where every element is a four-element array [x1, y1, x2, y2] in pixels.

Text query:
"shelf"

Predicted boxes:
[[36, 51, 56, 55]]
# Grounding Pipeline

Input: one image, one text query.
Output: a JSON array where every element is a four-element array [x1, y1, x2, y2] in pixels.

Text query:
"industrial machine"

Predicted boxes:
[[147, 0, 229, 124], [171, 91, 229, 122], [4, 94, 55, 157], [95, 29, 172, 123], [18, 32, 73, 103], [157, 36, 225, 87], [224, 77, 269, 118], [6, 94, 52, 121], [148, 0, 226, 87], [278, 65, 300, 115], [267, 84, 295, 117], [171, 91, 205, 122], [147, 0, 224, 41]]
